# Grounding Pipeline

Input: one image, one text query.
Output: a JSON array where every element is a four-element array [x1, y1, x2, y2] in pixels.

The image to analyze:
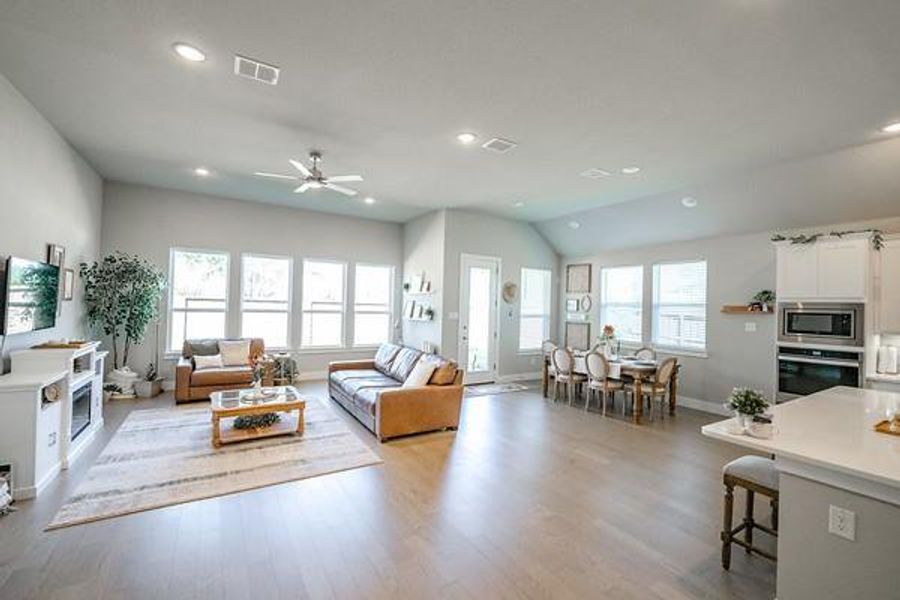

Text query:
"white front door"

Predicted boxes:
[[459, 254, 499, 384]]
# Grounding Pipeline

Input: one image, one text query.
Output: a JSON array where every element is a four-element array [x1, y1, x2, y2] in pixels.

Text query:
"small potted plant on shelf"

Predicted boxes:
[[750, 290, 775, 312], [134, 362, 163, 398], [725, 387, 770, 433]]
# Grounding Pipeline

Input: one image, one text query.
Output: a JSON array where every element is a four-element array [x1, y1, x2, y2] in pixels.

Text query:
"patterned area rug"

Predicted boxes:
[[48, 398, 381, 530], [465, 381, 537, 397]]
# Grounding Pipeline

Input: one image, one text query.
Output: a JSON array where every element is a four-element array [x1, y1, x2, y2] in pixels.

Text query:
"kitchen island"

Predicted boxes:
[[702, 386, 900, 600]]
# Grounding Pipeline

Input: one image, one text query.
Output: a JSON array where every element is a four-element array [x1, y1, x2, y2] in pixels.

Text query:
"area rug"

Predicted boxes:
[[47, 397, 381, 530], [465, 381, 536, 397]]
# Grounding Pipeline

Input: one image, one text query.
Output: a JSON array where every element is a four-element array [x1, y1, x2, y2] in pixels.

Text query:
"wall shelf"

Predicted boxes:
[[721, 304, 774, 314]]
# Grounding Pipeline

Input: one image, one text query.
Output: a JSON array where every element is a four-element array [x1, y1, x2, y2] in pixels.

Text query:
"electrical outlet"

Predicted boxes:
[[828, 505, 856, 541], [744, 322, 757, 333]]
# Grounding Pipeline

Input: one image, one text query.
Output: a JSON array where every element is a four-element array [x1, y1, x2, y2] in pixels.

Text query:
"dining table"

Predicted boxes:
[[542, 350, 680, 424]]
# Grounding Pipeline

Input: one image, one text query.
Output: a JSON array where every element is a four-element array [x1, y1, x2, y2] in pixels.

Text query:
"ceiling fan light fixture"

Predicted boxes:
[[173, 43, 206, 62], [308, 181, 323, 189]]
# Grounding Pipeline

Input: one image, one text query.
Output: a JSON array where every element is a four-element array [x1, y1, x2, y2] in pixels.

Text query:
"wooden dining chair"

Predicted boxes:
[[625, 357, 677, 420], [551, 347, 585, 405], [584, 350, 624, 416], [541, 340, 558, 397], [634, 346, 656, 361]]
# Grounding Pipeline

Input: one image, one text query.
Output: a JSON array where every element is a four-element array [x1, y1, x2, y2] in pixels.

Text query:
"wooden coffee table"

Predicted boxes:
[[209, 386, 306, 447]]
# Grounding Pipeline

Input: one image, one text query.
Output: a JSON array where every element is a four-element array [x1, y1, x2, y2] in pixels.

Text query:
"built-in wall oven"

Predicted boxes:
[[778, 302, 864, 347], [777, 346, 864, 402]]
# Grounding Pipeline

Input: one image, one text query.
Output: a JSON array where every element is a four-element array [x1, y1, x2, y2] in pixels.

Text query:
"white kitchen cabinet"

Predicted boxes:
[[775, 237, 871, 301], [879, 240, 900, 333], [776, 243, 818, 299]]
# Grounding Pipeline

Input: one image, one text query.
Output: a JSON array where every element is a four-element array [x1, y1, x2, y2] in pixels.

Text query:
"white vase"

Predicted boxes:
[[108, 367, 140, 396]]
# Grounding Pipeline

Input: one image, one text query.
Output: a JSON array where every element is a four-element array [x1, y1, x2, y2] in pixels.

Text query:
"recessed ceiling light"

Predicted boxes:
[[621, 166, 641, 175], [456, 132, 477, 145], [364, 196, 376, 205], [173, 43, 206, 62], [882, 121, 900, 134], [681, 196, 698, 208], [193, 167, 210, 177], [513, 201, 525, 208], [568, 221, 581, 230]]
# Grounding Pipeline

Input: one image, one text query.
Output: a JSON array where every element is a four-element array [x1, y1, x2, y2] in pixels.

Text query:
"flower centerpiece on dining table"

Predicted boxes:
[[599, 324, 618, 358]]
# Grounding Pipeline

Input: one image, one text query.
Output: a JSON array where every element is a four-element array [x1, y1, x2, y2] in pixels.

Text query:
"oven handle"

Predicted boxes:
[[777, 355, 861, 368]]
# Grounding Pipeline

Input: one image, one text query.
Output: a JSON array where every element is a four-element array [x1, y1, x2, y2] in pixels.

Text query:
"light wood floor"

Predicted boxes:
[[0, 383, 775, 599]]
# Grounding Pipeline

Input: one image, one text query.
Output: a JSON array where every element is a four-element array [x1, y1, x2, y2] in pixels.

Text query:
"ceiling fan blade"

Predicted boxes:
[[324, 183, 358, 197], [254, 172, 298, 180], [293, 182, 312, 193], [289, 159, 313, 177], [326, 175, 363, 183]]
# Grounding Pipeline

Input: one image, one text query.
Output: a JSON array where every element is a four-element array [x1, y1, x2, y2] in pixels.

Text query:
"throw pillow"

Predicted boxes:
[[220, 340, 251, 366], [402, 359, 437, 388], [194, 354, 224, 370], [424, 356, 458, 385]]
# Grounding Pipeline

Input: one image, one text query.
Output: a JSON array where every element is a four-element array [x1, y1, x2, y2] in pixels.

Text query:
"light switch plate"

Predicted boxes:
[[828, 505, 856, 541], [744, 322, 757, 333]]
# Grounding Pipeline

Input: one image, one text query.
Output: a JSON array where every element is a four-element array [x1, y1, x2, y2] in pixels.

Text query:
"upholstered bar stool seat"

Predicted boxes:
[[721, 455, 779, 569]]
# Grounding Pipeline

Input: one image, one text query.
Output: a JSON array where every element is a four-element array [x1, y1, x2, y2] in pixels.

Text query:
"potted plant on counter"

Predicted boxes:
[[725, 387, 770, 433]]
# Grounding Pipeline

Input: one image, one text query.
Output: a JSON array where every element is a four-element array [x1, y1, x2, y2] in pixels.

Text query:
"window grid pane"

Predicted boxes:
[[600, 266, 643, 343], [354, 264, 393, 346], [653, 261, 707, 350], [302, 260, 346, 347], [519, 268, 551, 351], [169, 250, 228, 352], [241, 255, 292, 348]]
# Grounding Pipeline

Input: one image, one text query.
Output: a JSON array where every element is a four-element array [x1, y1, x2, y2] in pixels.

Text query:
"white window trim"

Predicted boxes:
[[651, 259, 708, 353], [352, 262, 395, 348], [239, 252, 293, 351], [518, 267, 552, 352], [167, 247, 230, 354], [599, 264, 644, 345], [300, 258, 348, 349]]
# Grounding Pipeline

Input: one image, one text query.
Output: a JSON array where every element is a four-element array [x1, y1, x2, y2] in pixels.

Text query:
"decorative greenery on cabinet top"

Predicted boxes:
[[770, 228, 884, 250]]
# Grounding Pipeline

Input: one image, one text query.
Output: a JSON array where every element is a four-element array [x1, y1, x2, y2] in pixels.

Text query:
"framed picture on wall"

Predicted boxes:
[[565, 322, 591, 351], [46, 243, 66, 268], [566, 298, 579, 312], [566, 263, 591, 293], [62, 269, 75, 301]]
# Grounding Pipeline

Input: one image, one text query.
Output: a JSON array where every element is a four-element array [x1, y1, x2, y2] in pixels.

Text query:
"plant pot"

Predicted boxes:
[[134, 379, 163, 398], [107, 367, 140, 395]]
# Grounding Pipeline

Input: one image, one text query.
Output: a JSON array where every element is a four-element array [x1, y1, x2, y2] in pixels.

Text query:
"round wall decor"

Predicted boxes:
[[581, 295, 592, 312], [502, 282, 518, 303]]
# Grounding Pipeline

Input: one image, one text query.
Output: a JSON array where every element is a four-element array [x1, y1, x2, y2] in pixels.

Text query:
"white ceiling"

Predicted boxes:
[[1, 1, 899, 237]]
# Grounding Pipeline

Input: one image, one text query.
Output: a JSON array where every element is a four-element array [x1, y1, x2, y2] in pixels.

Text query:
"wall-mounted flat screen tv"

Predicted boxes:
[[0, 257, 60, 335]]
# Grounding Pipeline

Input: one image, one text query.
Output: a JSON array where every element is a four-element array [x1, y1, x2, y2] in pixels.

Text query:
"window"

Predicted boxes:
[[301, 259, 346, 348], [600, 266, 643, 343], [353, 264, 394, 346], [169, 249, 229, 352], [653, 260, 708, 351], [240, 254, 292, 349], [519, 268, 552, 351]]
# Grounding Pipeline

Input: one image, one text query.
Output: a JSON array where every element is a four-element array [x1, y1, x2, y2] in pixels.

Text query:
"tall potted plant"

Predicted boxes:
[[80, 253, 166, 395]]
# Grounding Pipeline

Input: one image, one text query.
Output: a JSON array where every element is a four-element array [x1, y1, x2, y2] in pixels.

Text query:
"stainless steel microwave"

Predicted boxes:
[[777, 302, 864, 348]]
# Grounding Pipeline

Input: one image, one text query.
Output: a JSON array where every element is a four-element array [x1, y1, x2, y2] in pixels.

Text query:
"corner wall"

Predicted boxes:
[[0, 73, 103, 371]]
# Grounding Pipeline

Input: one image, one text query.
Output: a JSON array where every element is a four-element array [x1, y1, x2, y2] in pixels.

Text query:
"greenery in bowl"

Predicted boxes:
[[725, 387, 769, 416]]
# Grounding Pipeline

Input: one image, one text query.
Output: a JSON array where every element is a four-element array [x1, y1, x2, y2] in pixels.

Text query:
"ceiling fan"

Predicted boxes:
[[254, 151, 363, 196]]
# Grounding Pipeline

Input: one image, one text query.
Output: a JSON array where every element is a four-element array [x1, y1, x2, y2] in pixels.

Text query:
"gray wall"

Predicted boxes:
[[560, 217, 900, 410], [0, 73, 103, 372], [442, 210, 559, 378], [101, 182, 403, 379], [777, 473, 900, 600], [401, 210, 445, 353]]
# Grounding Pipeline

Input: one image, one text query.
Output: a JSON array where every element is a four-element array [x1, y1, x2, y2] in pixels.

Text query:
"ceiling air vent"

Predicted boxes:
[[580, 168, 611, 179], [234, 55, 280, 85], [482, 137, 517, 153]]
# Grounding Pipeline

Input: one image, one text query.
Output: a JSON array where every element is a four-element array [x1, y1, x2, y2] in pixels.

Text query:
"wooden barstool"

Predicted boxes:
[[721, 455, 779, 569]]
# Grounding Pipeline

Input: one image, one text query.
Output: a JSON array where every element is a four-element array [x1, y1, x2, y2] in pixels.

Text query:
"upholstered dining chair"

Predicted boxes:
[[634, 346, 656, 361], [625, 357, 678, 420], [584, 349, 624, 415], [551, 347, 585, 405], [542, 340, 558, 397]]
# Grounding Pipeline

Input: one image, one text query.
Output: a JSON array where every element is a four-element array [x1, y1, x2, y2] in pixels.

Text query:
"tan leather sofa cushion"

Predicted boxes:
[[422, 355, 459, 386], [191, 366, 254, 387], [373, 343, 401, 375], [388, 347, 423, 382]]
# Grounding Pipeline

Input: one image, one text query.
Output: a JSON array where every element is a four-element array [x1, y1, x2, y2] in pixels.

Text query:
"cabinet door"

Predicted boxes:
[[881, 241, 900, 333], [817, 239, 868, 300], [776, 244, 817, 299]]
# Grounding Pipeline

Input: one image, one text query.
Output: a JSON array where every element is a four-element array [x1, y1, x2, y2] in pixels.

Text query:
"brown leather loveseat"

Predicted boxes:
[[175, 338, 265, 403], [329, 343, 463, 441]]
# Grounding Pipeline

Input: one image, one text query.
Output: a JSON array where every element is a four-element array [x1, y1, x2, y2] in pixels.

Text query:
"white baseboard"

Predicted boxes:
[[161, 378, 174, 391], [497, 372, 542, 383], [677, 395, 730, 416], [297, 370, 328, 382]]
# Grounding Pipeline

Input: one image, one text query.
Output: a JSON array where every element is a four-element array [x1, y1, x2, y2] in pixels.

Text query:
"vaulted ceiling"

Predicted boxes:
[[1, 1, 899, 252]]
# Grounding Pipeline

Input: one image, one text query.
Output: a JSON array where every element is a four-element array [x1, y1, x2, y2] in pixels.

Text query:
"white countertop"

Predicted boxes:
[[702, 387, 900, 498]]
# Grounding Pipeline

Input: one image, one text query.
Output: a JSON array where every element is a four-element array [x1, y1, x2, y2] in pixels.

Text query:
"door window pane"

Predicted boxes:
[[467, 266, 492, 372]]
